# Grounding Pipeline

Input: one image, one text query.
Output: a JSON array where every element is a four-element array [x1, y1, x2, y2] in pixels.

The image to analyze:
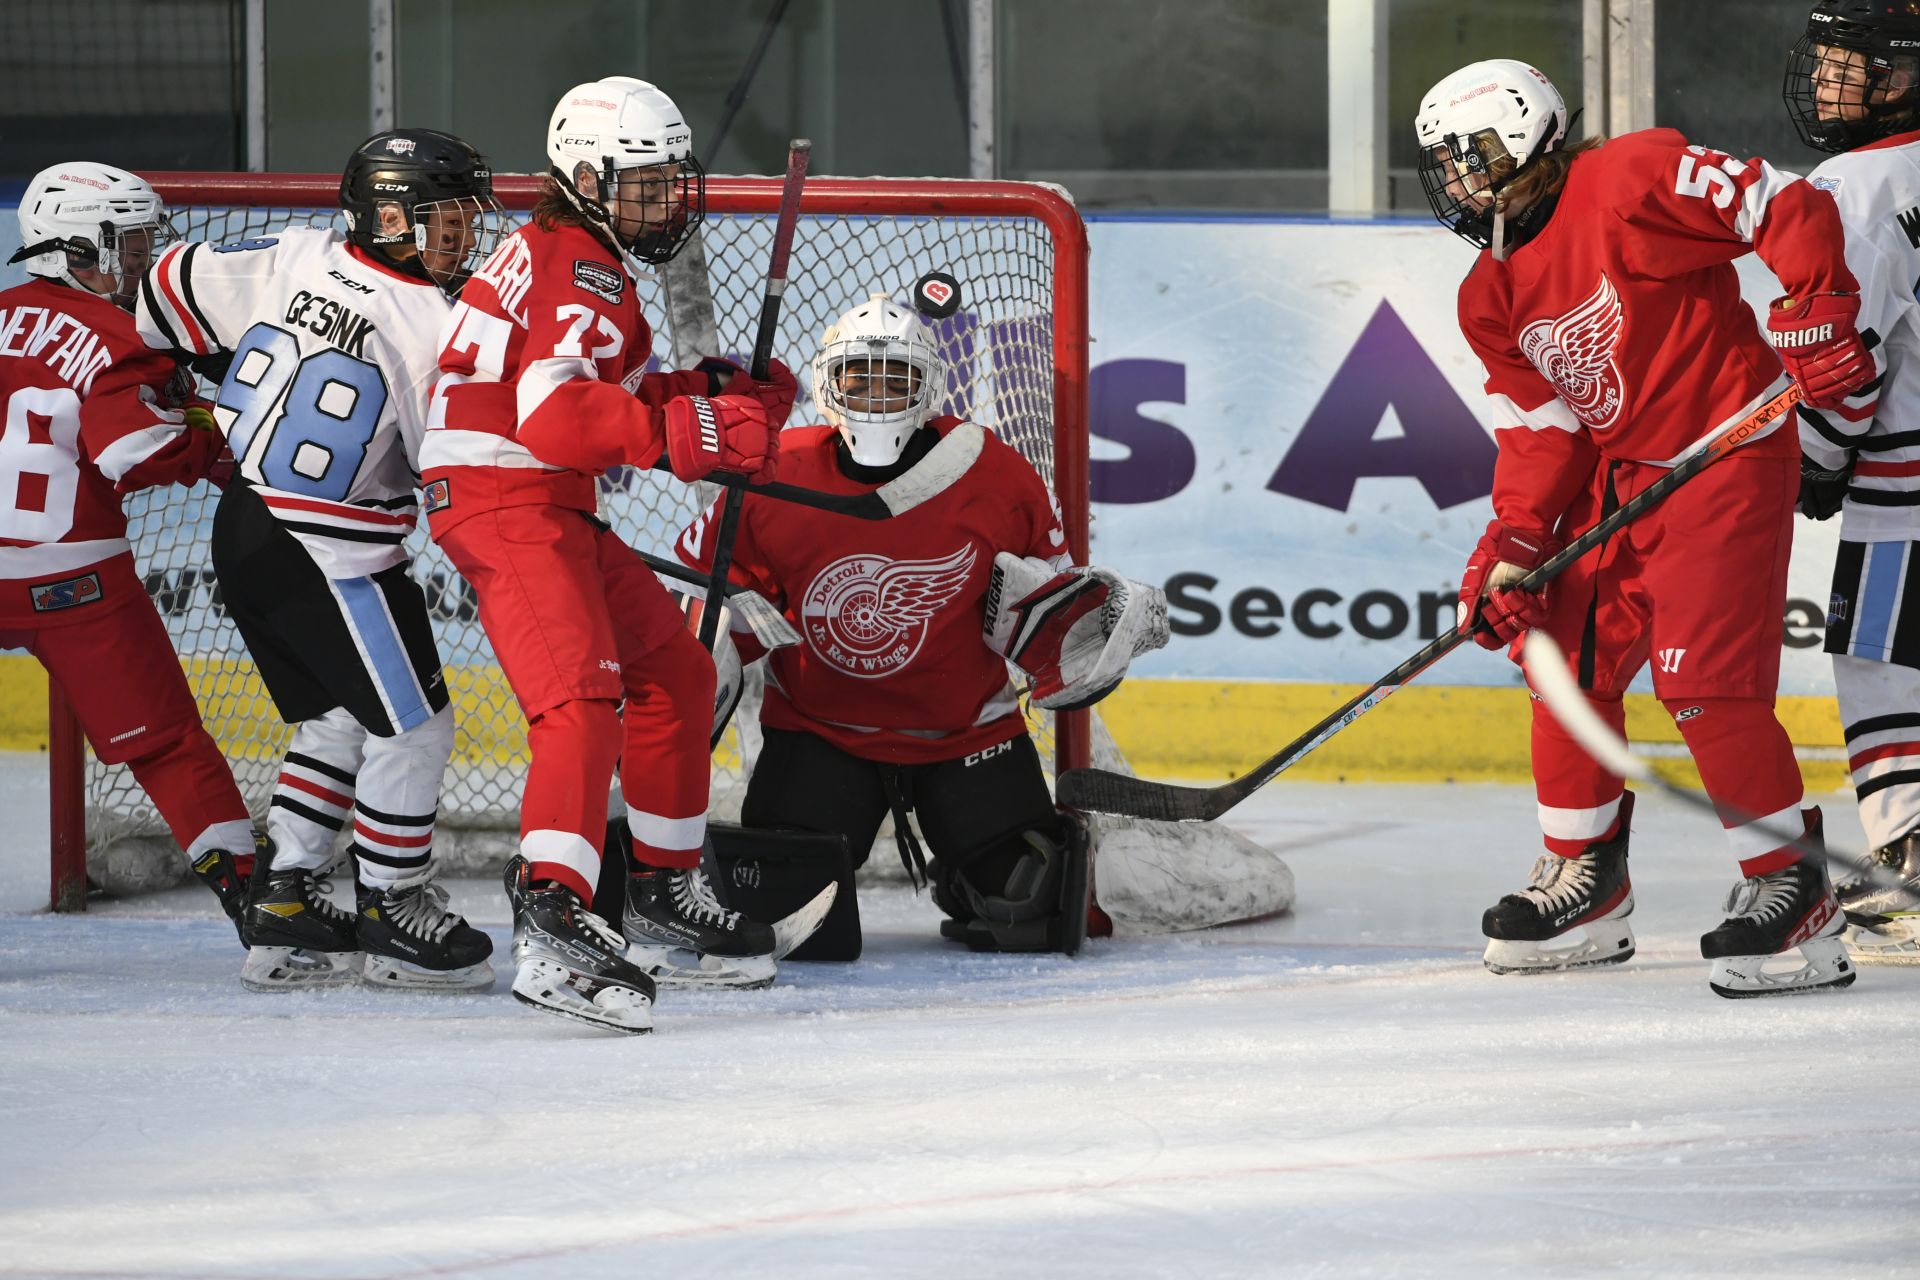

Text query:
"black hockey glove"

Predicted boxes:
[[1798, 451, 1853, 521]]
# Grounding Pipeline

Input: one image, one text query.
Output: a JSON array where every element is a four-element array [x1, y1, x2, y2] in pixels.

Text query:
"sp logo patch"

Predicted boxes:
[[423, 478, 452, 513], [31, 571, 103, 613], [572, 259, 624, 303]]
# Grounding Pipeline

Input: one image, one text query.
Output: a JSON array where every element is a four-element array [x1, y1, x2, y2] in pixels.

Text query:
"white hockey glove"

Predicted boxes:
[[983, 552, 1170, 712]]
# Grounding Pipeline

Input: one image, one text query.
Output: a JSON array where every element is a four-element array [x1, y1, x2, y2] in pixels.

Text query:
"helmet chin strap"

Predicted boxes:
[[1491, 202, 1508, 263]]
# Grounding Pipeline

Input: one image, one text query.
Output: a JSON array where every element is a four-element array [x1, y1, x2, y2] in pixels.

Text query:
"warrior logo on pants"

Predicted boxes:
[[801, 545, 976, 678]]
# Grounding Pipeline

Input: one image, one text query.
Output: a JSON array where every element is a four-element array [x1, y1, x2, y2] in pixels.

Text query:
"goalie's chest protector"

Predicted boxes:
[[722, 421, 1066, 761]]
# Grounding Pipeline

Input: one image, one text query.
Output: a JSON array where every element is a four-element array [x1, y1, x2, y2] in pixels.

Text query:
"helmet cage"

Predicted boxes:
[[1784, 11, 1920, 153], [811, 311, 946, 467], [553, 154, 706, 265], [1419, 128, 1523, 251]]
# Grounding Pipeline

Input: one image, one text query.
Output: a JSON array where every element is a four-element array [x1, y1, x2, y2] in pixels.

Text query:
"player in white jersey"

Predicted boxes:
[[135, 129, 506, 991], [1784, 0, 1920, 962]]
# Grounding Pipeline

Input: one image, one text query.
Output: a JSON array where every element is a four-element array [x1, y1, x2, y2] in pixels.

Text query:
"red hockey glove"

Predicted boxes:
[[701, 356, 799, 427], [1767, 292, 1873, 411], [663, 393, 780, 483], [1457, 520, 1560, 651]]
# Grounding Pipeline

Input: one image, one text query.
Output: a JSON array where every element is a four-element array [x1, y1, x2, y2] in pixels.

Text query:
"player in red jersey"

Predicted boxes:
[[676, 282, 1168, 955], [421, 77, 795, 1031], [1416, 59, 1875, 996], [1, 162, 254, 931]]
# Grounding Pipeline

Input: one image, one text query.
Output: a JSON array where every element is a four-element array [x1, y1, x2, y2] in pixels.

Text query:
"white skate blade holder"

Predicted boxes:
[[240, 946, 363, 992], [1709, 936, 1856, 998], [1843, 916, 1920, 966], [625, 883, 835, 990], [1483, 922, 1635, 976], [511, 957, 653, 1034], [362, 953, 497, 993]]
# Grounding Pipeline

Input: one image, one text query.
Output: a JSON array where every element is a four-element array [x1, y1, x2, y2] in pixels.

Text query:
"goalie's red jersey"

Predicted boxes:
[[677, 417, 1069, 765], [1461, 128, 1856, 535], [420, 220, 706, 528], [0, 277, 218, 605]]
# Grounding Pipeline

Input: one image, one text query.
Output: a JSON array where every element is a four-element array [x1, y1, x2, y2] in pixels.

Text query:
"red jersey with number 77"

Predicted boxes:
[[1459, 127, 1856, 538]]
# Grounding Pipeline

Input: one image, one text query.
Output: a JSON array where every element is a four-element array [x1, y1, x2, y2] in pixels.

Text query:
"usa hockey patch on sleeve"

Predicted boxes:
[[31, 571, 104, 612], [573, 260, 624, 304]]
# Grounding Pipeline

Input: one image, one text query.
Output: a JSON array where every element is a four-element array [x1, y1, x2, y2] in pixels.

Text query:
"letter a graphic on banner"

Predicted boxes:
[[1266, 300, 1496, 512]]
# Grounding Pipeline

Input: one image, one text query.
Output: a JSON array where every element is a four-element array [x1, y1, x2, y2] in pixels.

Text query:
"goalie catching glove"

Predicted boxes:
[[983, 553, 1170, 711], [663, 393, 780, 484]]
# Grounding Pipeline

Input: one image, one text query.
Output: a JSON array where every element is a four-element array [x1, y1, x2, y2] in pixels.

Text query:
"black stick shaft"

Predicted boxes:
[[698, 139, 811, 650]]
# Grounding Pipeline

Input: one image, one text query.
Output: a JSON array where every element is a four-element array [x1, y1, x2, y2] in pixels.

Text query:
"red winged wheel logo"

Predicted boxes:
[[1519, 273, 1626, 429], [801, 545, 978, 678]]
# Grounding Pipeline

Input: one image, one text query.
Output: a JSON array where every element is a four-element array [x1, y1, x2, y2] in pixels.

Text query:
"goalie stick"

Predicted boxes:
[[1519, 631, 1900, 889], [697, 138, 811, 649], [1054, 384, 1803, 823]]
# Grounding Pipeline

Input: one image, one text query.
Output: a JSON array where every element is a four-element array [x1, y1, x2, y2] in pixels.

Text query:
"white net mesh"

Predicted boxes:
[[84, 177, 1083, 862]]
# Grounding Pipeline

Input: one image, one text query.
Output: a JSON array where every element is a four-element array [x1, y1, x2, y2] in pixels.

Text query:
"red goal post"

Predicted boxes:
[[47, 173, 1090, 911]]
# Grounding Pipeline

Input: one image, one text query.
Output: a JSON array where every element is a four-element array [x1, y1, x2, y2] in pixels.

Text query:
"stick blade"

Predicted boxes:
[[1054, 767, 1225, 823], [1520, 631, 1648, 782]]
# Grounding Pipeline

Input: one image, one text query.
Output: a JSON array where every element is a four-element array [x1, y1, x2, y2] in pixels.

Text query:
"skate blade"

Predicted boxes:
[[624, 944, 776, 990], [240, 946, 363, 992], [1709, 937, 1857, 998], [771, 883, 838, 961], [361, 954, 497, 992], [510, 958, 652, 1034], [1483, 924, 1635, 976], [1842, 917, 1920, 967]]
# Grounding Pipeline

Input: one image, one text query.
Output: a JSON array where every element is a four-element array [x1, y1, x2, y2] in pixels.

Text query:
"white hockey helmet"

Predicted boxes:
[[10, 161, 173, 305], [546, 76, 704, 264], [1414, 59, 1568, 250], [810, 293, 947, 467]]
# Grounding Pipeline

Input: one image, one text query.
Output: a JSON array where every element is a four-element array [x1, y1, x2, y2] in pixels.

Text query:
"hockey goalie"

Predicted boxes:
[[675, 279, 1172, 957]]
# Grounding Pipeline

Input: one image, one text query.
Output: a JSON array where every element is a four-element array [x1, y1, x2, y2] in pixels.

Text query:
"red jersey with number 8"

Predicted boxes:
[[0, 277, 217, 593]]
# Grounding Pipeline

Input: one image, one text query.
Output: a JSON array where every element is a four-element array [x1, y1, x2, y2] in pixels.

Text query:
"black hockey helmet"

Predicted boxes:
[[1786, 1, 1920, 153], [339, 128, 506, 291]]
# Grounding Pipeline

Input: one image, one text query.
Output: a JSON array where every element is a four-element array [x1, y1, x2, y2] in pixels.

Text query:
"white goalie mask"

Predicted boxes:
[[546, 76, 704, 265], [810, 293, 946, 466], [11, 162, 173, 307]]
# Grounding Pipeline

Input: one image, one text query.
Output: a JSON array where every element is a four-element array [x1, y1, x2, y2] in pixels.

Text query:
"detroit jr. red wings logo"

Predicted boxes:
[[1519, 273, 1626, 428], [802, 545, 978, 678]]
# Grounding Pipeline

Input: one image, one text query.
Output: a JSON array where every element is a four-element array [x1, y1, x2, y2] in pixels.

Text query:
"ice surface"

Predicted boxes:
[[1, 752, 1916, 1278]]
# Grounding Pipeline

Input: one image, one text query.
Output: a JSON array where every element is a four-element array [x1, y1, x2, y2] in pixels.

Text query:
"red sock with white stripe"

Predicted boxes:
[[1665, 697, 1806, 876], [617, 628, 714, 872], [1532, 688, 1626, 857]]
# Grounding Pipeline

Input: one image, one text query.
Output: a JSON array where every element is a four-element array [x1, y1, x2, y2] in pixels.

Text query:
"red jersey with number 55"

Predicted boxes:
[[676, 418, 1069, 765], [1460, 128, 1856, 536], [420, 219, 707, 530], [0, 277, 217, 585]]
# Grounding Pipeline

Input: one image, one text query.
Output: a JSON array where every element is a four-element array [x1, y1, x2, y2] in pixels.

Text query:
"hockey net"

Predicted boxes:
[[48, 172, 1293, 931]]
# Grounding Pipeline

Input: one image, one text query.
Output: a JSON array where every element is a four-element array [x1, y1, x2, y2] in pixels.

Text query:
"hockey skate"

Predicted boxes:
[[357, 879, 496, 992], [240, 864, 363, 991], [1836, 833, 1920, 966], [504, 856, 655, 1034], [1701, 819, 1855, 998], [190, 843, 257, 946], [620, 863, 784, 990], [1482, 793, 1635, 975]]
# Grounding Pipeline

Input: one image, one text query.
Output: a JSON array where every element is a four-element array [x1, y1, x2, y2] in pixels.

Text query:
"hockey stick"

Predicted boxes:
[[1519, 630, 1899, 887], [694, 139, 809, 649], [1054, 384, 1803, 822]]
